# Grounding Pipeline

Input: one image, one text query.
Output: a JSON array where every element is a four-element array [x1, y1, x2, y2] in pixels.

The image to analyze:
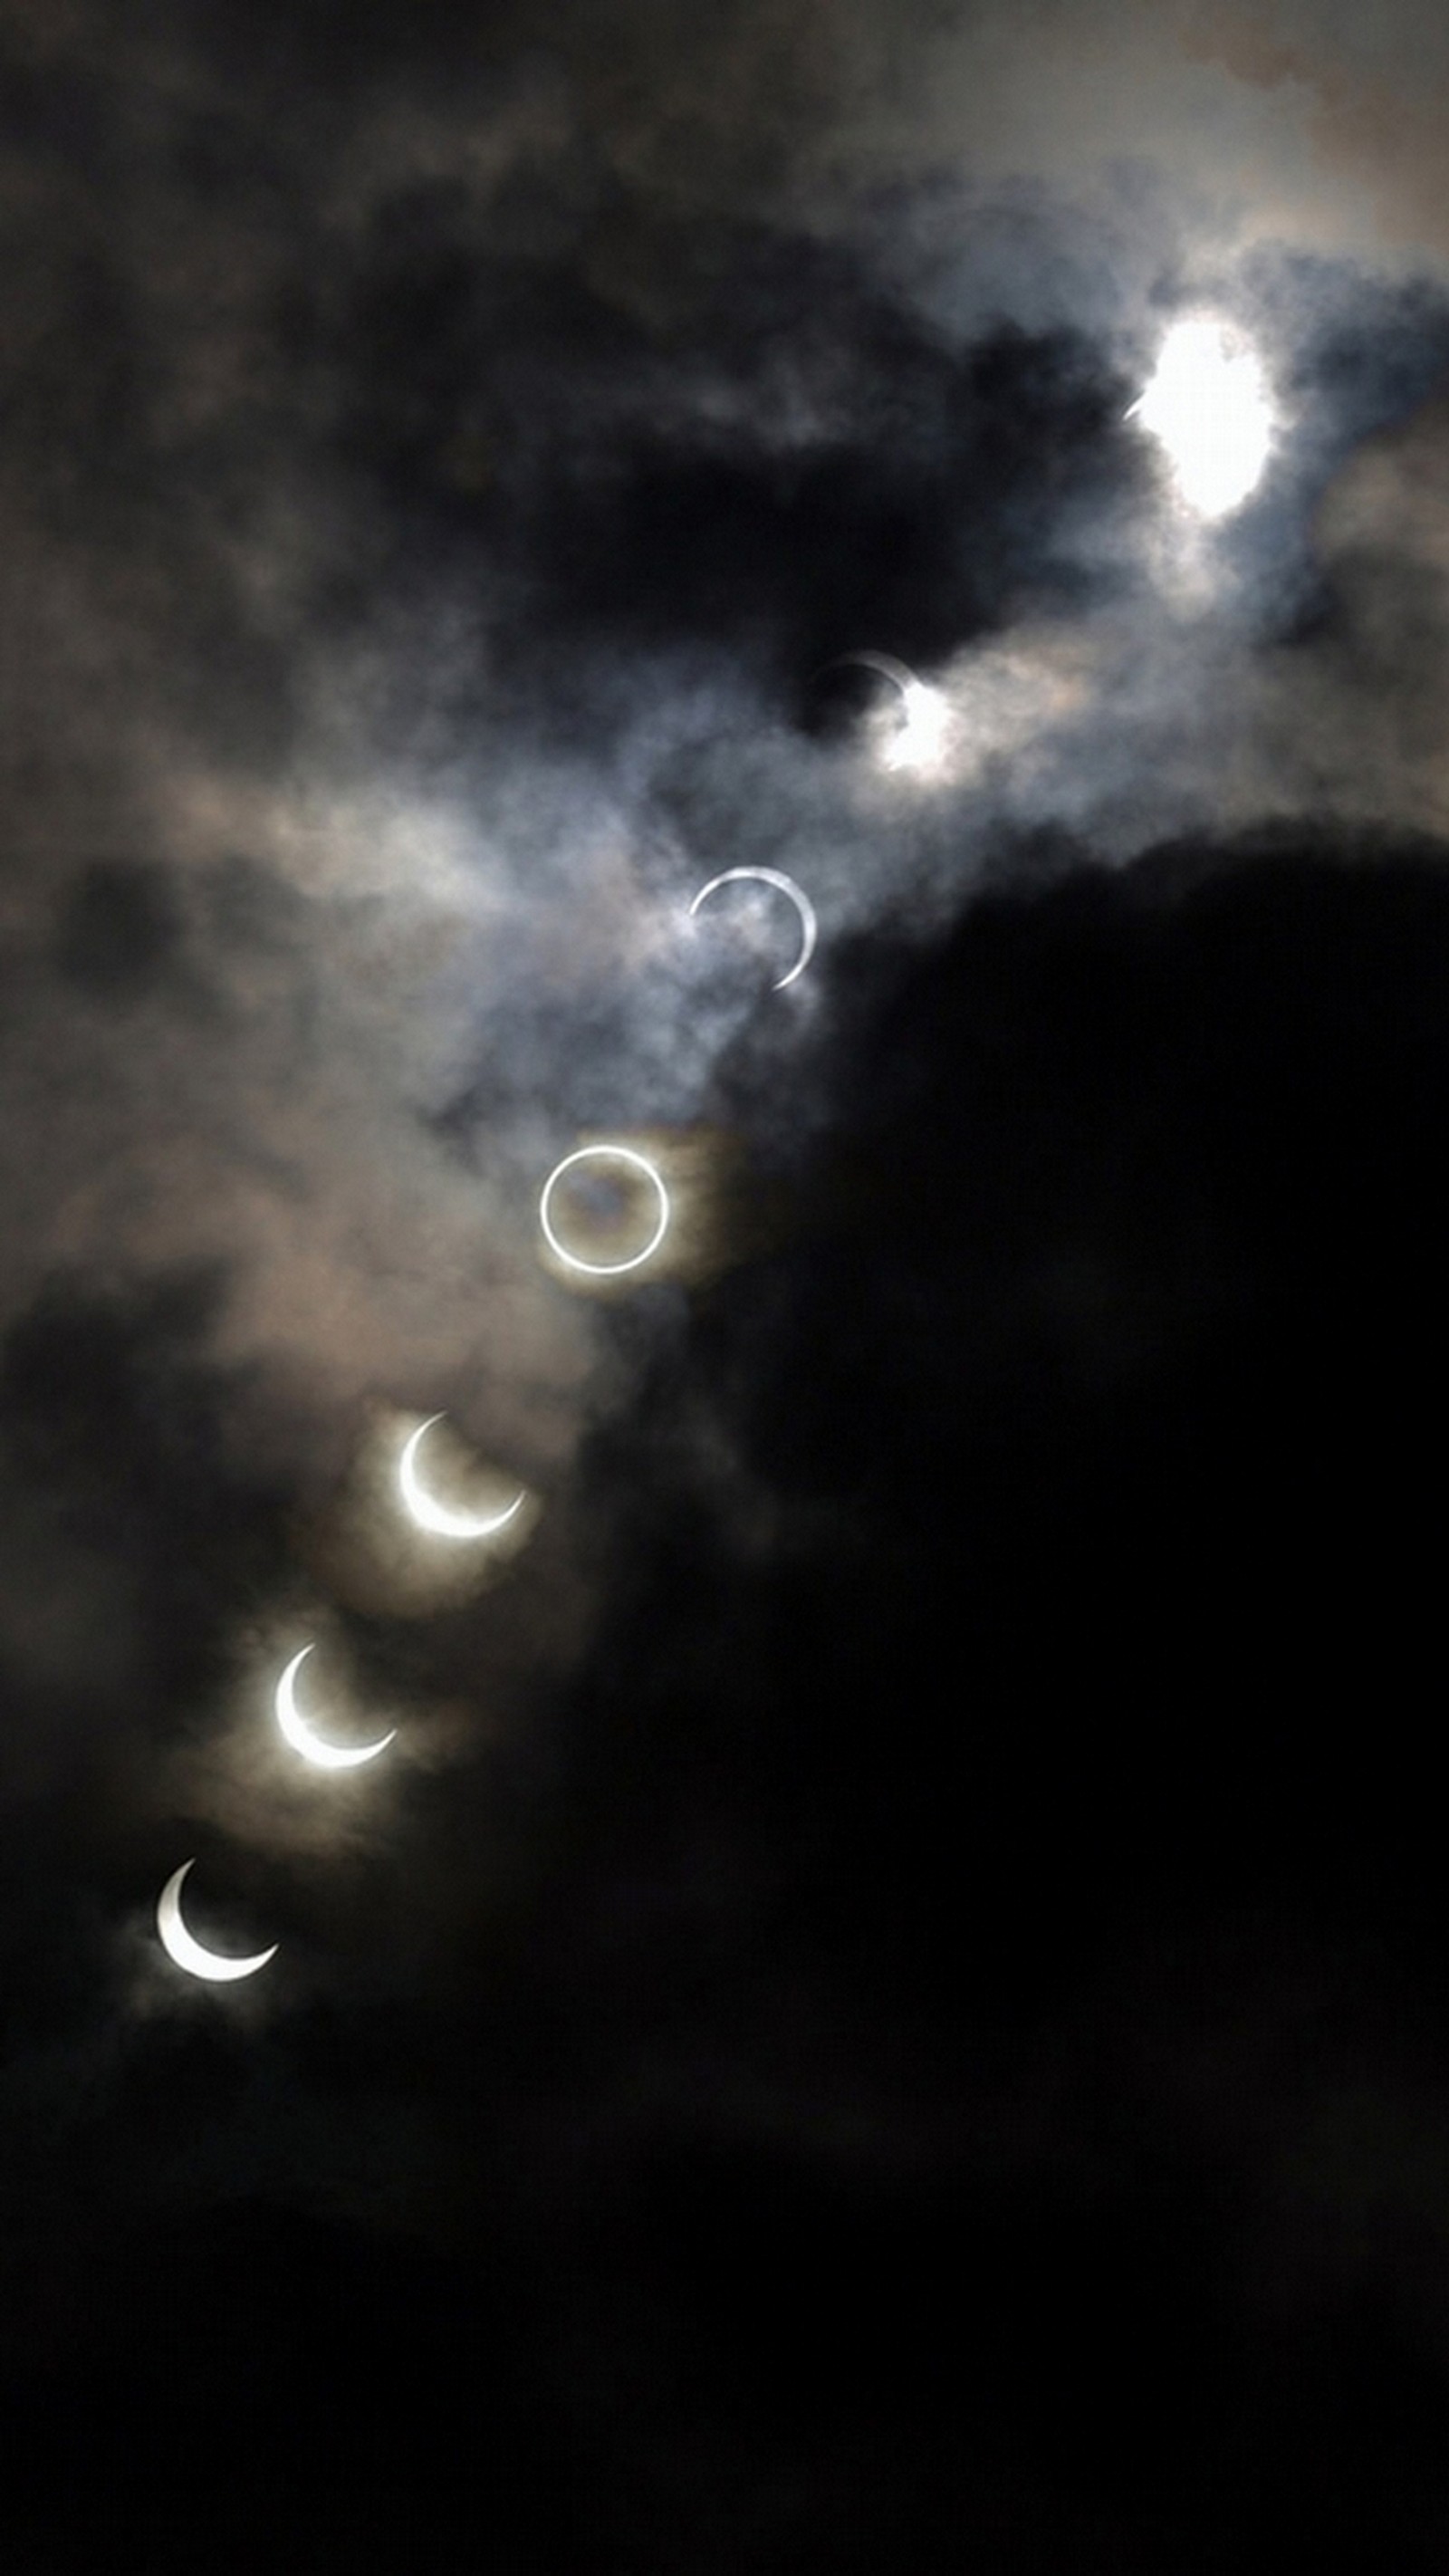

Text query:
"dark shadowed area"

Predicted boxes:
[[5, 835, 1449, 2570]]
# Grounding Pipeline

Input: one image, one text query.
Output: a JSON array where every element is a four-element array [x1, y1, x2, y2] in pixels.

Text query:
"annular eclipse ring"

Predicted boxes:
[[539, 1145, 671, 1276]]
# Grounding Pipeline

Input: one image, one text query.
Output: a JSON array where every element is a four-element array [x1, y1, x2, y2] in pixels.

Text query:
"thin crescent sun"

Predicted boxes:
[[274, 1645, 396, 1771], [156, 1860, 277, 1983], [398, 1415, 526, 1541], [837, 648, 918, 697], [688, 865, 817, 991]]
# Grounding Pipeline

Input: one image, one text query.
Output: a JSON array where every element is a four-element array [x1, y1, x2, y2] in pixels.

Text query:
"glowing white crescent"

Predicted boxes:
[[688, 867, 817, 991], [539, 1144, 671, 1276], [398, 1415, 525, 1541], [274, 1645, 396, 1770], [842, 649, 917, 696], [157, 1860, 277, 1984]]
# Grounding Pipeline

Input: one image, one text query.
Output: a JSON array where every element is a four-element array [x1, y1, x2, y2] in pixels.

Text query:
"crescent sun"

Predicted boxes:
[[687, 866, 817, 991], [834, 649, 919, 698], [157, 1860, 278, 1983], [274, 1645, 396, 1770], [398, 1415, 526, 1541]]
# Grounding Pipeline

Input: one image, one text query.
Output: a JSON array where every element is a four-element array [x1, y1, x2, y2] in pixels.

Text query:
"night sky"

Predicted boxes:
[[6, 3, 1449, 2568]]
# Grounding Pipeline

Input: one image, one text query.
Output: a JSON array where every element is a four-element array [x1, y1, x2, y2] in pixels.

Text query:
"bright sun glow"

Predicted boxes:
[[881, 680, 954, 776], [1126, 316, 1275, 519]]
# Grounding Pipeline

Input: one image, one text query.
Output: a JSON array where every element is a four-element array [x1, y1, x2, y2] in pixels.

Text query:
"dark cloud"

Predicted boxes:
[[53, 858, 186, 999]]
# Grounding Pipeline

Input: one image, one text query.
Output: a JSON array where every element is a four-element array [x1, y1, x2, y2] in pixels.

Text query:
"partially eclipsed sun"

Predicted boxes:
[[688, 866, 817, 989], [157, 1860, 278, 1983], [398, 1415, 526, 1541], [274, 1645, 396, 1770]]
